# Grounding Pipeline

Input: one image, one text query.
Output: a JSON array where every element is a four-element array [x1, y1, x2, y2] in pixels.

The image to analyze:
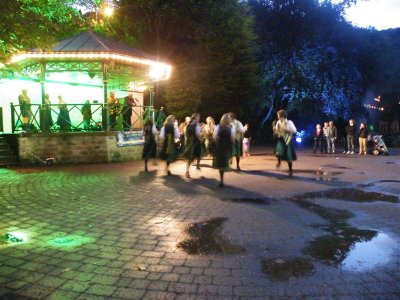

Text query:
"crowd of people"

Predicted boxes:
[[142, 109, 297, 187], [313, 119, 370, 155]]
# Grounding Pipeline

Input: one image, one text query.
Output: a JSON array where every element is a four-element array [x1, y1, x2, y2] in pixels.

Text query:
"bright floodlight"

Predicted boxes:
[[150, 65, 168, 80], [104, 6, 114, 17]]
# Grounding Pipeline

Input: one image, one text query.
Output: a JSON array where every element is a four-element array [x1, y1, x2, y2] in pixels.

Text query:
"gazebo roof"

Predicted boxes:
[[8, 30, 171, 81], [33, 30, 155, 61]]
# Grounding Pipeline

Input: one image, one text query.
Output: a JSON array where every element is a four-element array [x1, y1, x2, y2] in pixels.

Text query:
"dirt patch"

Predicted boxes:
[[261, 257, 314, 281], [177, 218, 245, 255]]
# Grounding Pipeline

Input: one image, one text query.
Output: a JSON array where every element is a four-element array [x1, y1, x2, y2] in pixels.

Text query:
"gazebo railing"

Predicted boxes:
[[11, 103, 153, 133]]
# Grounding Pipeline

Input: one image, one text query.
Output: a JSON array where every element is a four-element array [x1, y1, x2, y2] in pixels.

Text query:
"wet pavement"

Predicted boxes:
[[0, 146, 400, 299]]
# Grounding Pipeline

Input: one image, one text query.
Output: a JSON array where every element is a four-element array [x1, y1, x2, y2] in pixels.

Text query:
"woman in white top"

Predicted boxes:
[[274, 109, 297, 174]]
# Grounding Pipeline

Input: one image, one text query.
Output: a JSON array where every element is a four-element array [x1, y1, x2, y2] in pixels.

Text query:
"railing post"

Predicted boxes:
[[102, 104, 108, 131], [10, 102, 15, 133]]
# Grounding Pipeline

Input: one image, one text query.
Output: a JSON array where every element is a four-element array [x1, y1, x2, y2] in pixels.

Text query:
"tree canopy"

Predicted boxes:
[[1, 0, 399, 129]]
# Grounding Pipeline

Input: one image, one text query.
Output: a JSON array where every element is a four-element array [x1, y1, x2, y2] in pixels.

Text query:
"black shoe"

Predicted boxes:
[[219, 182, 224, 188], [236, 166, 241, 171], [276, 162, 281, 168], [196, 166, 201, 170], [167, 171, 172, 176]]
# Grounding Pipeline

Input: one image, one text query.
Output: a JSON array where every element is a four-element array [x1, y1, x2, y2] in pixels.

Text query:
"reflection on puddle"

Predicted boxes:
[[261, 257, 314, 280], [220, 197, 270, 205], [292, 188, 398, 203], [292, 196, 399, 271], [177, 218, 245, 255], [341, 232, 397, 271]]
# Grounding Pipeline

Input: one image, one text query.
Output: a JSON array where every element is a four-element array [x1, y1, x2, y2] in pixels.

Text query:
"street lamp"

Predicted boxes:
[[104, 6, 114, 17]]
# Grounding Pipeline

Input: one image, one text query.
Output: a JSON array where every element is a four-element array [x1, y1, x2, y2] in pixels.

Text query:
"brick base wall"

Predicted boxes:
[[19, 132, 143, 164]]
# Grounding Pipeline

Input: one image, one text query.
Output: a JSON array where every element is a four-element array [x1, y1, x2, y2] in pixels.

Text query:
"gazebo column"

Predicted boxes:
[[102, 63, 109, 130], [39, 62, 49, 132]]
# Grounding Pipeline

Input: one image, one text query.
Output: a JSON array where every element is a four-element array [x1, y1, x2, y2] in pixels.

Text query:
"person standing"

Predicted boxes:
[[274, 109, 297, 174], [82, 100, 92, 131], [358, 122, 369, 155], [322, 122, 329, 154], [345, 119, 356, 154], [57, 96, 71, 131], [156, 107, 166, 130], [107, 91, 121, 131], [159, 115, 180, 175], [123, 92, 140, 131], [327, 120, 337, 154], [142, 117, 158, 171], [43, 94, 53, 132], [242, 123, 251, 157], [18, 89, 31, 131], [313, 124, 323, 154], [184, 113, 202, 178], [213, 114, 236, 187], [230, 112, 244, 170]]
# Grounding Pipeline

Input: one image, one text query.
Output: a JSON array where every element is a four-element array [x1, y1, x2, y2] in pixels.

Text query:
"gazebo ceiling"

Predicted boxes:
[[7, 30, 171, 81]]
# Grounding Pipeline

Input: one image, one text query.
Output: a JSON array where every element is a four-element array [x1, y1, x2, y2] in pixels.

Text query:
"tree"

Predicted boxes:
[[249, 0, 365, 122], [98, 0, 261, 121], [0, 0, 84, 63]]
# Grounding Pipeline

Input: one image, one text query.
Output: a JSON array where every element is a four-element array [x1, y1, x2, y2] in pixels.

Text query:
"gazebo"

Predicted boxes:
[[8, 30, 171, 105], [0, 30, 172, 164]]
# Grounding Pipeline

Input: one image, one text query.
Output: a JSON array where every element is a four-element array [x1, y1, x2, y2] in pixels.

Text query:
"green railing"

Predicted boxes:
[[11, 103, 153, 133]]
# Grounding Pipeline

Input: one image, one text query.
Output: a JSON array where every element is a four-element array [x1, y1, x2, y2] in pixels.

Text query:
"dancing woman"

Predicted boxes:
[[159, 115, 180, 175], [213, 114, 236, 187], [142, 117, 158, 172], [274, 109, 297, 174], [183, 113, 202, 178]]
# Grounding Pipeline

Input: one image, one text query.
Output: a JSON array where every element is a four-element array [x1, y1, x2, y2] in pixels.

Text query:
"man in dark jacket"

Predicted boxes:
[[345, 119, 356, 154], [327, 121, 337, 154]]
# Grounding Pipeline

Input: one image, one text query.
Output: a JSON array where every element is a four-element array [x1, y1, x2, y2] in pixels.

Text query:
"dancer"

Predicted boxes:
[[184, 113, 202, 178], [142, 117, 158, 171], [229, 112, 244, 170], [213, 114, 235, 187], [274, 109, 297, 174], [204, 116, 216, 155], [159, 115, 180, 175]]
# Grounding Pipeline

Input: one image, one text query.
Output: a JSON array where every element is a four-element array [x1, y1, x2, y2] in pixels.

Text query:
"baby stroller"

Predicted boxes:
[[367, 135, 389, 155]]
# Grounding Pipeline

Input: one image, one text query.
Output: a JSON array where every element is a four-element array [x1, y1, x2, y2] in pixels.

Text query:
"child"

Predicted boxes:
[[242, 124, 251, 156]]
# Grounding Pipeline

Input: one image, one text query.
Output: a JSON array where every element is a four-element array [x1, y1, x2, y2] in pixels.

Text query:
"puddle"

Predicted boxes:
[[292, 169, 342, 181], [292, 188, 398, 203], [321, 164, 351, 170], [177, 218, 245, 255], [261, 257, 314, 281], [341, 232, 397, 271], [305, 227, 378, 266], [292, 198, 398, 271], [220, 197, 270, 205]]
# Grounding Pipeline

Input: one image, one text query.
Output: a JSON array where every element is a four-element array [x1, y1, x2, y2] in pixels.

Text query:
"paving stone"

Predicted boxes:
[[1, 152, 399, 298]]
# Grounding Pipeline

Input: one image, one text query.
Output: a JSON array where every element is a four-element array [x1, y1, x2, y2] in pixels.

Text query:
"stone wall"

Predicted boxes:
[[19, 132, 143, 164]]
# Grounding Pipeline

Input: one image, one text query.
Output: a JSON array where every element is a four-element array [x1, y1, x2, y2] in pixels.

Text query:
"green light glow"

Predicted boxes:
[[0, 231, 28, 245], [47, 234, 95, 248]]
